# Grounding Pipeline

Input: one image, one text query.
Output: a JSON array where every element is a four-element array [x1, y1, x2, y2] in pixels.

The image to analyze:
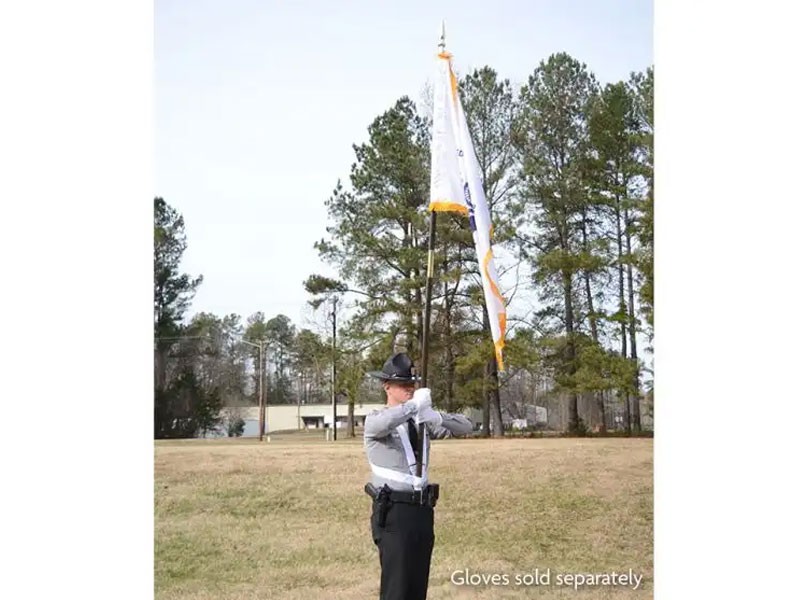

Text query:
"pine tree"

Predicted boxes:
[[315, 97, 431, 355], [516, 53, 598, 434]]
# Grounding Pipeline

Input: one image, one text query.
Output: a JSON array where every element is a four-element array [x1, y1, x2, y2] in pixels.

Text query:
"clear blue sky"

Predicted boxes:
[[155, 0, 653, 330]]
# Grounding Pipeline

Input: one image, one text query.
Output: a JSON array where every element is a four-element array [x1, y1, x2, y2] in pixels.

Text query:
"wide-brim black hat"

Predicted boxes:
[[367, 352, 421, 383]]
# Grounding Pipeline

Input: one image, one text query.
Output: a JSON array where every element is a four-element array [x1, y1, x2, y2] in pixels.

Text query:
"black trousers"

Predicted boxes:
[[371, 499, 435, 600]]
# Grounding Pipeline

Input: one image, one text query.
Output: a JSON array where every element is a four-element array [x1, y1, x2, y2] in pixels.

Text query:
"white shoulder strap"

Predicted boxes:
[[370, 464, 426, 489], [369, 420, 430, 491]]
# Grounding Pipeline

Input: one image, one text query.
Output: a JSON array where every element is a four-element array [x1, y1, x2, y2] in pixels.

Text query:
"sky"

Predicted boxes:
[[155, 0, 653, 332]]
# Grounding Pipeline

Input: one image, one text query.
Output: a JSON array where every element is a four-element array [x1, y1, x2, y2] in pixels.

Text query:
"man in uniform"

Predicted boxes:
[[364, 352, 473, 600]]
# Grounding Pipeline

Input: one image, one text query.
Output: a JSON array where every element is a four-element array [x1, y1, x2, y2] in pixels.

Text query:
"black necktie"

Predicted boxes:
[[407, 419, 419, 453]]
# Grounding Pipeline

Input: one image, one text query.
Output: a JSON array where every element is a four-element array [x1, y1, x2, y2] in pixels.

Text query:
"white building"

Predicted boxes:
[[221, 401, 384, 434], [220, 402, 485, 435]]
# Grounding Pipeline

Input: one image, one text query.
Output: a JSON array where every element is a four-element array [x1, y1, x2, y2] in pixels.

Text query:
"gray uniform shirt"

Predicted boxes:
[[364, 403, 474, 492]]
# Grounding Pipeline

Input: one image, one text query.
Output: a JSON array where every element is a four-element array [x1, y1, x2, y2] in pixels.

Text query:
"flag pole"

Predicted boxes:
[[417, 21, 446, 479]]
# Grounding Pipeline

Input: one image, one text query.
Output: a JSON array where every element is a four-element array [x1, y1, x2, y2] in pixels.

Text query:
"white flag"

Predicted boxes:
[[429, 50, 507, 371]]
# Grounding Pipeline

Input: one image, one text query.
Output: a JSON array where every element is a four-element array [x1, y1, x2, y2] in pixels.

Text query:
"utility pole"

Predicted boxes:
[[241, 338, 267, 441], [259, 340, 265, 441], [331, 295, 338, 441]]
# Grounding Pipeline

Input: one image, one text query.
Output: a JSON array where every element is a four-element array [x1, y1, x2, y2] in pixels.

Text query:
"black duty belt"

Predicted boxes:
[[365, 482, 440, 507]]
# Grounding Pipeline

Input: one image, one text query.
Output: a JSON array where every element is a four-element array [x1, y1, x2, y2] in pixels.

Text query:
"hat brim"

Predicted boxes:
[[367, 371, 421, 382]]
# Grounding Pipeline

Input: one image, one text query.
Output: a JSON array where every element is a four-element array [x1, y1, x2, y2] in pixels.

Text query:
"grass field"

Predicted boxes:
[[155, 433, 653, 599]]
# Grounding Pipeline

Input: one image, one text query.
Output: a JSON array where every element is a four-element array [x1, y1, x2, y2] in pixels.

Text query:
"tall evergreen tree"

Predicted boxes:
[[315, 97, 431, 355], [153, 197, 204, 438], [630, 67, 654, 338], [265, 314, 296, 404], [515, 53, 598, 434], [587, 81, 642, 431], [292, 328, 330, 406]]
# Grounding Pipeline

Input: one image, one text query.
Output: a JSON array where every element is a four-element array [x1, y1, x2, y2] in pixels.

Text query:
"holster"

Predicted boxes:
[[365, 483, 392, 527], [426, 483, 440, 508]]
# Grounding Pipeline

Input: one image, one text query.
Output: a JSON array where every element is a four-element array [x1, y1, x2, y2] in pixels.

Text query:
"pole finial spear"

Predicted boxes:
[[438, 20, 446, 52]]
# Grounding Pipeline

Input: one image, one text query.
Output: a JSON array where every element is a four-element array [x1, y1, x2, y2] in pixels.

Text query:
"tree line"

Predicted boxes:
[[154, 51, 654, 438], [154, 197, 348, 438]]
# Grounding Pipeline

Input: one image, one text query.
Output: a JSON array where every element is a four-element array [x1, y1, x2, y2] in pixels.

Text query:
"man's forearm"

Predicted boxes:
[[428, 412, 474, 439]]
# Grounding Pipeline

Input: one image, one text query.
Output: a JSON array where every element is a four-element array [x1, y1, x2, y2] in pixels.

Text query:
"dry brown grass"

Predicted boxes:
[[155, 436, 652, 599]]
